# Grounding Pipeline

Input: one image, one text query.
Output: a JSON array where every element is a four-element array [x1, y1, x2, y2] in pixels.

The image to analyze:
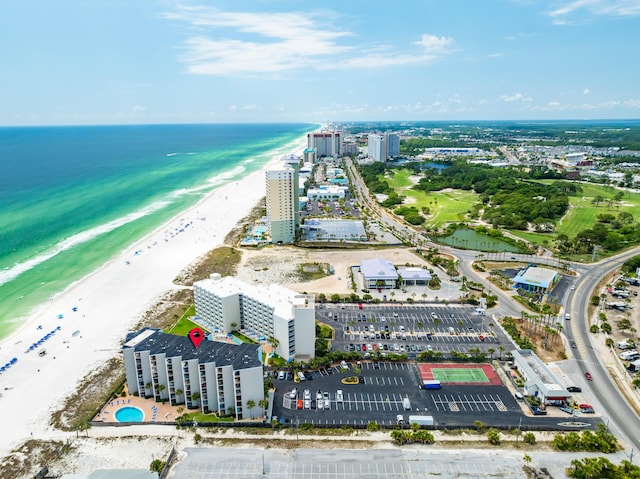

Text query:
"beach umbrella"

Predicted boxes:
[[29, 345, 35, 350], [72, 306, 78, 312], [57, 314, 63, 319], [50, 330, 55, 334], [56, 326, 61, 330], [10, 358, 17, 363]]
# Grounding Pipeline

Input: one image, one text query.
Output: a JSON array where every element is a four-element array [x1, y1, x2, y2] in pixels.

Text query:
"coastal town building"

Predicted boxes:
[[360, 257, 399, 289], [385, 132, 400, 158], [265, 161, 297, 244], [512, 266, 560, 294], [306, 185, 347, 200], [368, 134, 385, 162], [397, 267, 432, 286], [510, 349, 570, 405], [307, 131, 341, 157], [122, 328, 264, 419], [193, 274, 316, 360]]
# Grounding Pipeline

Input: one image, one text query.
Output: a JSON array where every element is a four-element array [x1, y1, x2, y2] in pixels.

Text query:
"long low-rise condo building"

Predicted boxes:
[[194, 274, 316, 360], [122, 328, 264, 419]]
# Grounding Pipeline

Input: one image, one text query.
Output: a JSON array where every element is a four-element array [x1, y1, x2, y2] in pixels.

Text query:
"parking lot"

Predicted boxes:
[[270, 359, 541, 429], [322, 304, 508, 359]]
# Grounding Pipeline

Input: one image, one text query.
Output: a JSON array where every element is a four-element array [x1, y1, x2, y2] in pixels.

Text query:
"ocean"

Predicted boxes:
[[0, 123, 314, 340]]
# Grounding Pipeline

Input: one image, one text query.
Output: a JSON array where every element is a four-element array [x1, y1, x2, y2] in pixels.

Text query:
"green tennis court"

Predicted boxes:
[[431, 367, 490, 383]]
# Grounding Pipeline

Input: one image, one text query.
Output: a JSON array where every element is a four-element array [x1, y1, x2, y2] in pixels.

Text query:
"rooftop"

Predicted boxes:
[[124, 328, 262, 370]]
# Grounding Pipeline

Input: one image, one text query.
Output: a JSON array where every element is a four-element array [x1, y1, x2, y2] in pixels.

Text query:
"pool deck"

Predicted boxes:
[[94, 391, 182, 424]]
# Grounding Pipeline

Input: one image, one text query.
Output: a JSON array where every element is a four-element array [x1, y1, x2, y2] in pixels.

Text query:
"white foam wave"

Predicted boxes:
[[0, 199, 170, 287], [207, 165, 246, 186]]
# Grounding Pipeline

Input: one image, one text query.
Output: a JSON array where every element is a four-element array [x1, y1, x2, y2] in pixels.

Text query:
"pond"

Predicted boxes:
[[435, 227, 521, 253]]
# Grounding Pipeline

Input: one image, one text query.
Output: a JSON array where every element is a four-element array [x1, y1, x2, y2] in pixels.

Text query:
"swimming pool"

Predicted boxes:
[[114, 406, 144, 422]]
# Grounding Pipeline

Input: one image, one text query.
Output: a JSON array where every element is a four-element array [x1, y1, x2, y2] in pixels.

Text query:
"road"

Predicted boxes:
[[567, 248, 640, 451]]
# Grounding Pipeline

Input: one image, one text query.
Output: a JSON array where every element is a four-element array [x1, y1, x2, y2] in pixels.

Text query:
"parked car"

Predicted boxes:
[[567, 386, 582, 393], [580, 403, 595, 413], [289, 388, 298, 399], [336, 390, 343, 402], [560, 405, 574, 414], [532, 407, 547, 415], [585, 372, 593, 381]]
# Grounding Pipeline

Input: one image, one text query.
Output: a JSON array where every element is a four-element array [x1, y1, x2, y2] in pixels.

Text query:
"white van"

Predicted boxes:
[[297, 371, 306, 381], [475, 308, 486, 316], [340, 360, 348, 370]]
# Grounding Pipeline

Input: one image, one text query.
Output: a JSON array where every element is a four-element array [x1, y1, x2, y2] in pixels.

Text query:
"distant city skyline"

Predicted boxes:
[[1, 0, 639, 126]]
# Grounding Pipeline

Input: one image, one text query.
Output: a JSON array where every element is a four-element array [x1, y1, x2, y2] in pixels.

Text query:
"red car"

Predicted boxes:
[[585, 372, 593, 381]]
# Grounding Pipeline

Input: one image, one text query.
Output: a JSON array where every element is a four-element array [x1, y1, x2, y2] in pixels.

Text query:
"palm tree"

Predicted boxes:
[[246, 399, 256, 418], [258, 399, 269, 417]]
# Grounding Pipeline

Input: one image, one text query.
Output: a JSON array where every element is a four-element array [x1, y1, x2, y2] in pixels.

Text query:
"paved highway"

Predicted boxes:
[[567, 248, 640, 451]]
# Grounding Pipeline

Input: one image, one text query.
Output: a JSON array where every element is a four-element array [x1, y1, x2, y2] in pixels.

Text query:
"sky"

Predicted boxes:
[[1, 0, 639, 125]]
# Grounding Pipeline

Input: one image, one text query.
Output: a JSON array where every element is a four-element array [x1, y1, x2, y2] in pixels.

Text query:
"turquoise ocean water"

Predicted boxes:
[[0, 123, 313, 340]]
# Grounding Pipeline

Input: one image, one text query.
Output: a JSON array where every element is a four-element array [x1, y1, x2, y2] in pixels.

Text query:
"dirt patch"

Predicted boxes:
[[0, 439, 76, 479], [235, 246, 429, 295]]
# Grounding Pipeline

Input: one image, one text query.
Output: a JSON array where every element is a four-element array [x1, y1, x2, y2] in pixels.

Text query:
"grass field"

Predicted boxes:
[[165, 305, 199, 336], [384, 169, 479, 227], [537, 180, 640, 236]]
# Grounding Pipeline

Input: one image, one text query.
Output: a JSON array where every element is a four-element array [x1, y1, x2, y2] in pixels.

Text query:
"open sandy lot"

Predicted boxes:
[[234, 246, 430, 295]]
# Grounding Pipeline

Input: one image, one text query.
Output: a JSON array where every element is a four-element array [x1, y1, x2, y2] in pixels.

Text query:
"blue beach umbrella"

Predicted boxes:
[[57, 314, 63, 319], [56, 326, 61, 331]]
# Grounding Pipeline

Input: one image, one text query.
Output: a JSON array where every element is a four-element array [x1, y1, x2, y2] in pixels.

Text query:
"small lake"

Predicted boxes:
[[435, 228, 521, 253]]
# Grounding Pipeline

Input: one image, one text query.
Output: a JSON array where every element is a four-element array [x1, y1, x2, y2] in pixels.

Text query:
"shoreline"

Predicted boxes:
[[0, 139, 305, 459]]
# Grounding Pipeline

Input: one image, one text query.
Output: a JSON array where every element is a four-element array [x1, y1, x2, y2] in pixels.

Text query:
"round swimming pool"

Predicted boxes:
[[114, 406, 144, 422]]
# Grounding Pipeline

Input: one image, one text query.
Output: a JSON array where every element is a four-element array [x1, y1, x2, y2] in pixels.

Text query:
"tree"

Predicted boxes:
[[246, 399, 256, 417], [487, 428, 501, 445], [259, 398, 269, 416], [150, 459, 166, 473]]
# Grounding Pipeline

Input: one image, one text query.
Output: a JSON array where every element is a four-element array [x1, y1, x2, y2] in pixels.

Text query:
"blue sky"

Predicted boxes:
[[1, 0, 639, 125]]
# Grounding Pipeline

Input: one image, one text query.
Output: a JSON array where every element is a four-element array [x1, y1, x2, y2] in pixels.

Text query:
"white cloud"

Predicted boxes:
[[132, 105, 146, 113], [548, 0, 640, 24], [413, 34, 453, 53], [499, 93, 533, 102], [162, 6, 454, 76], [583, 88, 591, 95]]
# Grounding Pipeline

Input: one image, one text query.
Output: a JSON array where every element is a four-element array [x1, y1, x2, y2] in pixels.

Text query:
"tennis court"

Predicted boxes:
[[417, 363, 502, 386]]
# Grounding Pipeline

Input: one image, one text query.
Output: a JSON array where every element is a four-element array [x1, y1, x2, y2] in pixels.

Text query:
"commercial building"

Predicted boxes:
[[360, 258, 399, 289], [122, 328, 264, 419], [265, 162, 297, 244], [193, 274, 316, 360], [307, 132, 341, 157], [306, 185, 348, 200], [510, 349, 570, 405], [397, 267, 432, 286], [512, 266, 560, 294]]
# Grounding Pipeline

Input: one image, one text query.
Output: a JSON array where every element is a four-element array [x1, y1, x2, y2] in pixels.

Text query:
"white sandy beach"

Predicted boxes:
[[0, 147, 302, 461]]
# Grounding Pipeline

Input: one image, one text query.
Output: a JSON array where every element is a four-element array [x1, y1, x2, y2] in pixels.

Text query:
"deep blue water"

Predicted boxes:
[[0, 123, 313, 338]]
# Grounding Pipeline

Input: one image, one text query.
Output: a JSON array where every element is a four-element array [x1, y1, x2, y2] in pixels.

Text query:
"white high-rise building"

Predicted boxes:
[[307, 132, 341, 157], [194, 274, 316, 360], [122, 328, 264, 419], [368, 134, 385, 162], [265, 162, 297, 244]]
